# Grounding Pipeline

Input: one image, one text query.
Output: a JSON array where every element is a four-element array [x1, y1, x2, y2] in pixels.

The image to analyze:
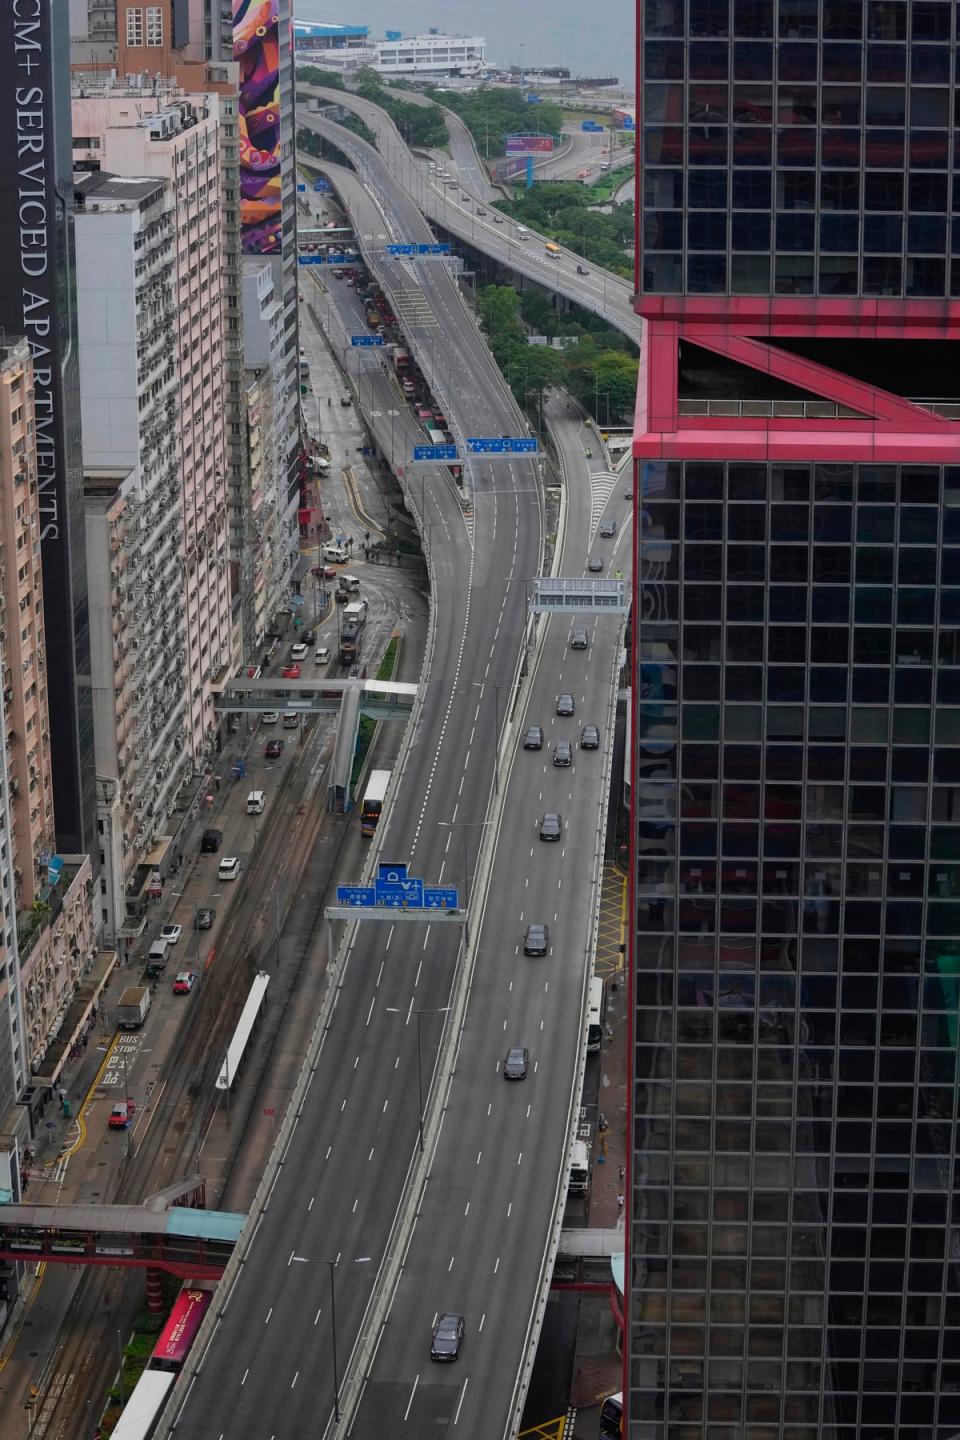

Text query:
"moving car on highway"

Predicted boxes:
[[524, 923, 549, 956], [431, 1312, 465, 1362], [523, 724, 544, 750], [538, 812, 563, 841], [503, 1046, 529, 1080], [581, 725, 601, 749], [556, 693, 575, 716]]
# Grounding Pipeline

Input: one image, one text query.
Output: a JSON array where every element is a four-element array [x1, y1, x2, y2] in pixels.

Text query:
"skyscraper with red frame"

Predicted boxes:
[[628, 3, 960, 1437]]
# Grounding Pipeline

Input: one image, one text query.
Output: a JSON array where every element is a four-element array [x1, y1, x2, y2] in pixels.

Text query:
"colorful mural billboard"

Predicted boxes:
[[504, 134, 555, 155], [234, 0, 282, 253]]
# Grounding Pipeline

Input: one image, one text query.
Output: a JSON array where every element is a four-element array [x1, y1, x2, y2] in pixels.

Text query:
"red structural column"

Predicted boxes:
[[145, 1266, 165, 1314]]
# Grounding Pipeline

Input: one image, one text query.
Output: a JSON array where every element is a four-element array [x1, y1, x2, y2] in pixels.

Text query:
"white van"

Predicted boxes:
[[517, 225, 531, 239], [568, 1139, 591, 1195], [338, 573, 361, 594], [146, 938, 169, 975], [246, 790, 265, 815], [282, 711, 300, 729], [322, 543, 349, 563], [315, 646, 331, 665]]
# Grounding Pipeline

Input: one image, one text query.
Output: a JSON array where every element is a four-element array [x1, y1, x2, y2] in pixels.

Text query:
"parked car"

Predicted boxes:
[[200, 828, 222, 853], [160, 924, 182, 945], [172, 971, 197, 995], [218, 856, 241, 881], [503, 1046, 529, 1080], [553, 739, 572, 767], [524, 923, 549, 956], [523, 725, 544, 750], [556, 693, 575, 717], [580, 724, 601, 749], [538, 812, 562, 841], [108, 1100, 136, 1129], [196, 907, 216, 930], [265, 738, 285, 759], [431, 1312, 465, 1362]]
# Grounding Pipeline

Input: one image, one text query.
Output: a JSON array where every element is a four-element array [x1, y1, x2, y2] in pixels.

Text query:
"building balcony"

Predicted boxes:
[[16, 860, 83, 964]]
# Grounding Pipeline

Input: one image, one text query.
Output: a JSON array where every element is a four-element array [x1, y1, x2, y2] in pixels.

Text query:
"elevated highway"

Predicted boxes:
[[299, 86, 643, 346]]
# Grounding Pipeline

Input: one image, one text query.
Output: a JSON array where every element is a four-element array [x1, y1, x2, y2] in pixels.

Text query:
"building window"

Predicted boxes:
[[146, 5, 163, 45], [125, 6, 143, 45]]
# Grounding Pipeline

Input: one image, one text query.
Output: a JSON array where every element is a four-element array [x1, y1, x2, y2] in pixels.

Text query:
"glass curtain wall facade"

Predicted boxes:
[[640, 0, 957, 299], [632, 457, 960, 1438], [630, 4, 960, 1437]]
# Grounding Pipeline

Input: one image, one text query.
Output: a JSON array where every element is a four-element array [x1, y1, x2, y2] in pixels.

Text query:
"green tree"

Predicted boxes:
[[477, 285, 522, 338]]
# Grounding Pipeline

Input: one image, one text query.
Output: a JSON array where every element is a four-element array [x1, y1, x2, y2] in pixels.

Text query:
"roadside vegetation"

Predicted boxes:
[[476, 284, 638, 426], [296, 66, 448, 150], [424, 86, 565, 159], [351, 636, 400, 788], [493, 182, 632, 278]]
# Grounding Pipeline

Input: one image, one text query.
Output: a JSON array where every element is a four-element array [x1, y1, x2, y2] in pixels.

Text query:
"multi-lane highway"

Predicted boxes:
[[300, 86, 642, 345], [161, 93, 630, 1440], [165, 98, 548, 1440]]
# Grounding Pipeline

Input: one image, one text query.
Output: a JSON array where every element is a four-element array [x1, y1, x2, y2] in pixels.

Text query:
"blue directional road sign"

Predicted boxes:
[[424, 887, 460, 910], [296, 182, 306, 192], [336, 885, 377, 907], [297, 253, 350, 267], [375, 862, 423, 908], [314, 177, 331, 192], [413, 444, 458, 461], [466, 436, 540, 455], [467, 438, 506, 454], [351, 334, 385, 347], [385, 242, 451, 257]]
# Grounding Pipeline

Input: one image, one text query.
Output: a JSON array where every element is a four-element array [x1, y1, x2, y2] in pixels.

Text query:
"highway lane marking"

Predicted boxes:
[[527, 1104, 532, 1117], [404, 1375, 420, 1421], [487, 1102, 492, 1115], [291, 1371, 300, 1389], [494, 1255, 501, 1273], [326, 1145, 332, 1159], [353, 1198, 359, 1213], [507, 1202, 512, 1217], [341, 1098, 347, 1110], [241, 1368, 249, 1385], [354, 1055, 360, 1068], [287, 1250, 296, 1266], [383, 1098, 389, 1112], [368, 1147, 375, 1160], [308, 1196, 315, 1211], [448, 1254, 455, 1271], [517, 1153, 523, 1167], [385, 926, 394, 950], [479, 1312, 486, 1332], [265, 1307, 273, 1324], [395, 1055, 400, 1068], [314, 1307, 322, 1325], [366, 997, 376, 1026], [477, 1150, 482, 1164], [376, 960, 385, 986], [454, 1377, 469, 1424], [464, 1201, 470, 1215]]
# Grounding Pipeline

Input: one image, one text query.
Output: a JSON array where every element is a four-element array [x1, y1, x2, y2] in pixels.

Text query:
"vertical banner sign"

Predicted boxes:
[[234, 0, 282, 253], [0, 0, 95, 854]]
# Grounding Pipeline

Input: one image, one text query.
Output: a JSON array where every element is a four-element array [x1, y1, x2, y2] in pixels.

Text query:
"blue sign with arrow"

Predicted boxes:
[[385, 242, 451, 257], [386, 244, 416, 256], [414, 444, 458, 461], [467, 438, 506, 454], [314, 177, 331, 192], [424, 887, 460, 909], [351, 334, 385, 347], [335, 863, 459, 912], [336, 885, 377, 906], [297, 253, 350, 267]]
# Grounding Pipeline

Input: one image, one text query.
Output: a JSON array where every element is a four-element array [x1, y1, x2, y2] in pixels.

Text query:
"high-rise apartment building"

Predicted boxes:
[[0, 3, 97, 859], [0, 340, 96, 1095], [72, 89, 232, 762], [629, 3, 960, 1438], [74, 170, 190, 940]]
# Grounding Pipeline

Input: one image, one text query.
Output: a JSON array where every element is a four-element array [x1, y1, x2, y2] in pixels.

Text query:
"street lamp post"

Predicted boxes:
[[385, 1005, 449, 1152], [290, 1255, 371, 1423]]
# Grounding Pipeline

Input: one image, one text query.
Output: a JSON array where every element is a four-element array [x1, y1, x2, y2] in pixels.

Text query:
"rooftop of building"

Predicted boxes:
[[293, 21, 369, 38], [74, 170, 164, 208]]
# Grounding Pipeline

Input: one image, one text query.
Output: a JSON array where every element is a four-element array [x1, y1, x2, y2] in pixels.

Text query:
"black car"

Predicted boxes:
[[556, 693, 575, 717], [588, 556, 603, 572], [539, 812, 562, 841], [265, 738, 285, 759], [504, 1046, 529, 1080], [524, 923, 549, 956], [431, 1312, 465, 1361], [553, 739, 572, 767], [340, 395, 351, 406], [599, 518, 617, 538], [200, 828, 222, 853], [570, 626, 589, 650], [576, 264, 589, 276], [196, 907, 216, 930], [523, 724, 544, 750], [580, 724, 601, 749]]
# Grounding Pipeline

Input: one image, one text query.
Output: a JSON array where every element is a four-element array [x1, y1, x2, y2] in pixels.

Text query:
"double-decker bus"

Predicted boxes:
[[586, 974, 605, 1053], [360, 769, 391, 837], [600, 1391, 622, 1435]]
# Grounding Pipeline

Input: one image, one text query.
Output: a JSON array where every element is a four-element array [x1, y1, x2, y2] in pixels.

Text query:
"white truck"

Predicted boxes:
[[117, 986, 151, 1030]]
